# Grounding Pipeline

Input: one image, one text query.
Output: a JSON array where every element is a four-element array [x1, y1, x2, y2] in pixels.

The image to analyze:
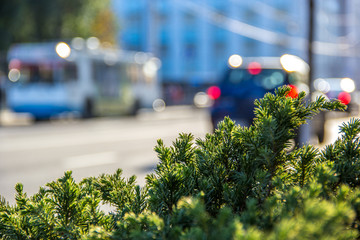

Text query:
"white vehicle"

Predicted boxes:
[[6, 39, 162, 120]]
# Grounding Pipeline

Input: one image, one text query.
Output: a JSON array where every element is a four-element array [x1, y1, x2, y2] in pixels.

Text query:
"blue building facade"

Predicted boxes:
[[112, 0, 308, 85], [112, 0, 360, 105], [314, 1, 360, 81]]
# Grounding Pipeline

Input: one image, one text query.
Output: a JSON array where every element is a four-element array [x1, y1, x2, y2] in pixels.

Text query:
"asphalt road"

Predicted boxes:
[[0, 106, 357, 205], [0, 106, 212, 204]]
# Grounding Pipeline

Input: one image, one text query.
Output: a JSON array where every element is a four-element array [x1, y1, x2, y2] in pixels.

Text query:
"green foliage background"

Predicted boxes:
[[0, 0, 117, 51], [1, 86, 360, 239]]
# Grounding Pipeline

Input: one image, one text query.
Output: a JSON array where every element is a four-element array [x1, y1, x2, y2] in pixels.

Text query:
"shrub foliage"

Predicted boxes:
[[1, 86, 360, 239]]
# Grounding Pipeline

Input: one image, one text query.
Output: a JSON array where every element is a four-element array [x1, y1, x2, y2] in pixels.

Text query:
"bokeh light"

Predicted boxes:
[[8, 69, 21, 82], [340, 78, 355, 93], [248, 62, 262, 75], [194, 92, 212, 108], [314, 78, 331, 93], [228, 54, 243, 68], [55, 42, 71, 58], [9, 59, 21, 69], [71, 37, 85, 50], [338, 91, 351, 105], [152, 99, 166, 112], [207, 86, 221, 100], [280, 54, 309, 73], [86, 37, 100, 50], [143, 60, 158, 78]]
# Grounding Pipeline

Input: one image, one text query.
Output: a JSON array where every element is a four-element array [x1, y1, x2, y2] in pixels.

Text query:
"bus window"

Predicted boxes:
[[17, 64, 55, 84], [63, 63, 77, 82], [93, 61, 121, 99], [127, 65, 139, 83], [119, 63, 131, 85]]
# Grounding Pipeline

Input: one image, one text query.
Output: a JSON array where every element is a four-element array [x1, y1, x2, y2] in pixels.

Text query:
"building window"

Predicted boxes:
[[185, 44, 196, 59], [214, 42, 225, 57], [159, 44, 169, 59], [184, 12, 196, 24], [184, 44, 197, 72], [213, 42, 225, 70]]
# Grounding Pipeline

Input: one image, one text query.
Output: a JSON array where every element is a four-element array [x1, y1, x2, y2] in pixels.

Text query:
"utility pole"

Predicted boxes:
[[308, 0, 314, 94], [308, 0, 326, 143]]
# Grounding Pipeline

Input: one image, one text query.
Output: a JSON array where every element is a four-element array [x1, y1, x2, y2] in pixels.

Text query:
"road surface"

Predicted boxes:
[[0, 107, 357, 205], [0, 106, 212, 204]]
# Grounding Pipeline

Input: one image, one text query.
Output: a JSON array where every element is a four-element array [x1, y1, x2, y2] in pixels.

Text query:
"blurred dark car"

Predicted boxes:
[[310, 77, 358, 143], [208, 54, 309, 129], [312, 77, 358, 114]]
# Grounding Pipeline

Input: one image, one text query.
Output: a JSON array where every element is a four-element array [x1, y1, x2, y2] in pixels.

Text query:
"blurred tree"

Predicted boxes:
[[0, 0, 29, 51], [91, 8, 119, 46], [0, 0, 118, 51]]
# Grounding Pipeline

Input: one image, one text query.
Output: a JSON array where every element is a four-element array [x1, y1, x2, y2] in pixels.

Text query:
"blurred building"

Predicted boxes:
[[112, 0, 360, 103], [315, 1, 360, 81]]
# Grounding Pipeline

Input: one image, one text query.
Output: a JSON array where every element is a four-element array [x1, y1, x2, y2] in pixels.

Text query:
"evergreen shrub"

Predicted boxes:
[[1, 86, 360, 239]]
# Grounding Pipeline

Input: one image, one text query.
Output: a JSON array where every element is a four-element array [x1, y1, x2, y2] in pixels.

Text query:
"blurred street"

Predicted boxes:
[[0, 106, 358, 204], [0, 106, 212, 204]]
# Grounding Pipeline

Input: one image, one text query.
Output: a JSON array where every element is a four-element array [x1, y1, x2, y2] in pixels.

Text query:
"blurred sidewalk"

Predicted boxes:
[[0, 105, 205, 127], [0, 109, 33, 126], [1, 106, 356, 150]]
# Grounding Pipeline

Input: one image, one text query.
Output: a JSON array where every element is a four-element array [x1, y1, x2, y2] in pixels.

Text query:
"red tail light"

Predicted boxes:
[[207, 86, 221, 100], [248, 62, 262, 75], [338, 91, 351, 105], [287, 84, 299, 98], [9, 59, 22, 69]]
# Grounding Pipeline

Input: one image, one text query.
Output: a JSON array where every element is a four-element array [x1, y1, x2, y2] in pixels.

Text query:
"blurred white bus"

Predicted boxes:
[[6, 38, 162, 120]]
